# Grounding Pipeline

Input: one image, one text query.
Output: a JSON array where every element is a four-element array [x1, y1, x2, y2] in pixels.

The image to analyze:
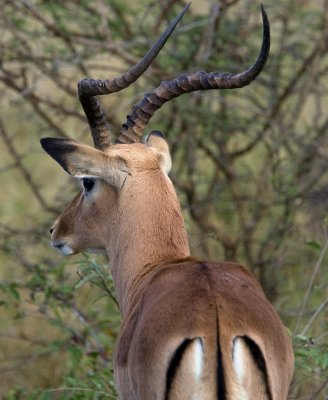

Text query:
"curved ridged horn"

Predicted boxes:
[[78, 3, 191, 151], [118, 4, 270, 144]]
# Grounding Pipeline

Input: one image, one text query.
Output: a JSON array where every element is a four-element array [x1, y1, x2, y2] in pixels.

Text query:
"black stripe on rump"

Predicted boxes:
[[237, 336, 273, 400], [216, 316, 226, 400], [165, 338, 197, 400]]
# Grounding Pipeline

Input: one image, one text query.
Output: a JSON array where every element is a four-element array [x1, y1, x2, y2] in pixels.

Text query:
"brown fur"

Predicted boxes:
[[41, 134, 294, 399]]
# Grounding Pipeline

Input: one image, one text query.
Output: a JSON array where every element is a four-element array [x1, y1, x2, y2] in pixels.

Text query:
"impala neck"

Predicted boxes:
[[106, 171, 190, 317]]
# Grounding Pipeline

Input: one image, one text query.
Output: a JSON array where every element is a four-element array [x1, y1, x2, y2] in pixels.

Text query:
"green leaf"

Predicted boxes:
[[305, 239, 322, 251], [74, 272, 98, 289], [319, 353, 328, 369], [6, 283, 20, 302], [37, 391, 52, 400], [68, 344, 83, 365]]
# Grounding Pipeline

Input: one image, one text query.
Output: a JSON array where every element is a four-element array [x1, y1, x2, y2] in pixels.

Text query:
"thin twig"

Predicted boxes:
[[0, 118, 55, 213], [301, 296, 328, 337], [308, 376, 328, 400], [294, 237, 328, 335]]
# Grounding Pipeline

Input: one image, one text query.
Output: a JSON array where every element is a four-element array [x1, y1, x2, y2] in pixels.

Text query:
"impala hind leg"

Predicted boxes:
[[231, 336, 271, 400], [166, 337, 214, 400]]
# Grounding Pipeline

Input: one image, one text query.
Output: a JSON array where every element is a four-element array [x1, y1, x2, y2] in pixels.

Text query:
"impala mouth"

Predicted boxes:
[[51, 241, 76, 255]]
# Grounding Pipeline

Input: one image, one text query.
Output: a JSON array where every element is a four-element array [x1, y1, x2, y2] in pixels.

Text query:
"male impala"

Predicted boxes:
[[41, 5, 294, 399]]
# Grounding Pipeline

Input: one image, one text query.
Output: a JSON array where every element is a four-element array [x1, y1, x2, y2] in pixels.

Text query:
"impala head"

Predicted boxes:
[[41, 132, 172, 255], [41, 4, 270, 257]]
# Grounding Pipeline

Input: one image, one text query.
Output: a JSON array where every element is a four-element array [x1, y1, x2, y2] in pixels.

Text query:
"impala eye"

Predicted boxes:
[[82, 178, 94, 192]]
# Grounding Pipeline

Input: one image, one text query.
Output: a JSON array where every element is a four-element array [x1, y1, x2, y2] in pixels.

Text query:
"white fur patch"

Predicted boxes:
[[233, 338, 245, 381], [232, 338, 249, 400], [192, 338, 203, 380]]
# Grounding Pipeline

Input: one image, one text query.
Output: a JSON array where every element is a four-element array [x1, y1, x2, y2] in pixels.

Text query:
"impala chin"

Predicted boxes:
[[59, 245, 76, 256], [51, 241, 76, 256]]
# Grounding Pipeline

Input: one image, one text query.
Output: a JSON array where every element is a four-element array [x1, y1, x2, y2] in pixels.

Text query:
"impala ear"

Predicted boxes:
[[145, 131, 172, 174], [40, 138, 130, 187], [40, 138, 105, 177]]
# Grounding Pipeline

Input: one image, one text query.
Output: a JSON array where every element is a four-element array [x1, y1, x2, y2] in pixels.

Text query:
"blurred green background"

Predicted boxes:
[[0, 0, 327, 398]]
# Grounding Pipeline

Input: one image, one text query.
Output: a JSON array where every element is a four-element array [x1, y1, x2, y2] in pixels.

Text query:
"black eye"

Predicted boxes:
[[82, 178, 94, 192]]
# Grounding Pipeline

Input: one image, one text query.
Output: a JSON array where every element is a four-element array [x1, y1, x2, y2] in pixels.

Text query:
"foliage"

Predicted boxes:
[[0, 0, 328, 398], [295, 336, 328, 373]]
